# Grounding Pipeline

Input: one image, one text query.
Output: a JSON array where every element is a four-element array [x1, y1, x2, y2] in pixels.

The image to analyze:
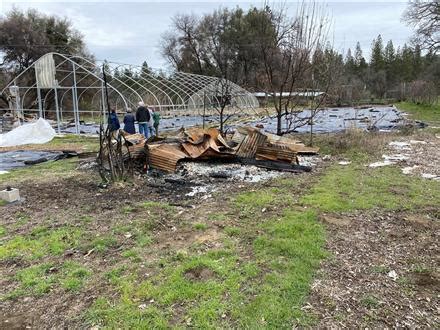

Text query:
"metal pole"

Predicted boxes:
[[101, 79, 107, 126], [54, 83, 61, 133], [72, 62, 80, 134], [203, 90, 206, 129], [37, 86, 43, 118], [15, 86, 22, 122]]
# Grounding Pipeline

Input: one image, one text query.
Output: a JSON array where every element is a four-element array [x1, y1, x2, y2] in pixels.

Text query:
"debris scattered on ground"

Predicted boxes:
[[421, 173, 440, 180], [387, 270, 398, 281], [308, 210, 440, 327], [123, 126, 318, 174], [401, 165, 419, 175], [389, 141, 411, 150], [338, 160, 351, 165], [368, 154, 408, 168], [368, 136, 440, 180]]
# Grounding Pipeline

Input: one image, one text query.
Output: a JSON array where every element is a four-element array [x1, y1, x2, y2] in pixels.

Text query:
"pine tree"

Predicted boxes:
[[345, 48, 356, 75], [412, 44, 422, 78], [400, 44, 414, 82], [384, 40, 395, 65], [370, 34, 385, 72], [384, 40, 396, 88], [354, 42, 367, 75]]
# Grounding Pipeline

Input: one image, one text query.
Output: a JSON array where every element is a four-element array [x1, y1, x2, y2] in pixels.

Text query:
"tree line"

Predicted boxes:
[[161, 5, 439, 105]]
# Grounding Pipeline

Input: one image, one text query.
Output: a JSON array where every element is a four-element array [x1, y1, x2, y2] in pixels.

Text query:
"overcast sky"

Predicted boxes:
[[1, 1, 413, 69]]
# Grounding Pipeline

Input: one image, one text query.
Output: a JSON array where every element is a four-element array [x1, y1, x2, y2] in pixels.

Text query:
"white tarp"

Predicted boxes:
[[35, 54, 56, 88], [0, 118, 56, 147]]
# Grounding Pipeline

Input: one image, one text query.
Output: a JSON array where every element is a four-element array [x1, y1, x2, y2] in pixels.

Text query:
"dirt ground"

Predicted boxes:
[[309, 209, 439, 327], [1, 129, 439, 327], [0, 164, 292, 327]]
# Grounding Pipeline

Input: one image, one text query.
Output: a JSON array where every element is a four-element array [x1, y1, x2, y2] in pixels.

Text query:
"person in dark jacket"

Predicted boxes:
[[136, 101, 150, 138], [108, 109, 120, 132], [123, 108, 136, 134]]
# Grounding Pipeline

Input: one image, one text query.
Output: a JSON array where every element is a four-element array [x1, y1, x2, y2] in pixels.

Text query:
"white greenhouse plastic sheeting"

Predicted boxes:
[[0, 118, 56, 147]]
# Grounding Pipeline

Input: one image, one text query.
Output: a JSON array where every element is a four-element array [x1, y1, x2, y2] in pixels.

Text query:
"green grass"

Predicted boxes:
[[86, 177, 326, 328], [121, 249, 142, 262], [0, 227, 82, 261], [224, 226, 240, 237], [0, 158, 78, 184], [301, 164, 440, 212], [59, 261, 92, 291], [45, 135, 99, 152], [360, 294, 380, 308], [193, 223, 208, 230], [234, 190, 275, 212], [396, 101, 440, 125], [87, 250, 248, 328], [238, 210, 326, 328], [3, 261, 91, 299], [140, 200, 174, 212], [207, 212, 228, 222], [86, 236, 118, 253]]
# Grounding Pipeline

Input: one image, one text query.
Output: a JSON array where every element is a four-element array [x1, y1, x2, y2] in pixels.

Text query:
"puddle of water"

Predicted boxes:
[[0, 150, 62, 171]]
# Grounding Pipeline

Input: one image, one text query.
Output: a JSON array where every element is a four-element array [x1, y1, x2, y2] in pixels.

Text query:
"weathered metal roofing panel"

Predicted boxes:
[[147, 144, 187, 172]]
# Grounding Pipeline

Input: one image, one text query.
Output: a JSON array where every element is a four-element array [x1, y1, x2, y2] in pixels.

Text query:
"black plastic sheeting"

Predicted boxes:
[[0, 150, 77, 171], [239, 106, 405, 134]]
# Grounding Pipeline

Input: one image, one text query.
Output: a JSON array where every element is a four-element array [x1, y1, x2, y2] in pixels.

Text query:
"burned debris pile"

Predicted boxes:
[[120, 126, 318, 174]]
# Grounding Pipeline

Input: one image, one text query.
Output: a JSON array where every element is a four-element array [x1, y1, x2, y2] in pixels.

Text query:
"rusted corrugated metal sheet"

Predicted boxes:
[[147, 144, 187, 172], [256, 145, 297, 163], [265, 131, 319, 154], [182, 136, 220, 158], [235, 127, 268, 159], [124, 133, 146, 145], [127, 143, 145, 159]]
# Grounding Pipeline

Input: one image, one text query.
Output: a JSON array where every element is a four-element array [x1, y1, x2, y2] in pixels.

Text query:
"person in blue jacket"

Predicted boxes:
[[123, 108, 136, 134], [108, 108, 120, 132]]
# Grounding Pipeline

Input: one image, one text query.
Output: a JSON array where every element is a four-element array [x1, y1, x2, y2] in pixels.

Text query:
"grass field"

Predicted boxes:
[[396, 101, 440, 125]]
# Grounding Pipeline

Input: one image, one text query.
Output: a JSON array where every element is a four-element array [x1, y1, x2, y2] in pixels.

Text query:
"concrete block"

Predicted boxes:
[[0, 188, 20, 203]]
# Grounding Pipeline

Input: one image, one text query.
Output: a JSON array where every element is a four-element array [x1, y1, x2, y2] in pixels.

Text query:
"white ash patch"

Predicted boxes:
[[368, 136, 440, 180], [180, 162, 284, 184]]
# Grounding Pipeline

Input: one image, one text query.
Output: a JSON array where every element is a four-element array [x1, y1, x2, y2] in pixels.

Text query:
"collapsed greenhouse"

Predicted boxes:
[[0, 52, 259, 133]]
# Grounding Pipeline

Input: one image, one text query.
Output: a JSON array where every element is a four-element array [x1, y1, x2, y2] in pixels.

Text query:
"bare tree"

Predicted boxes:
[[403, 0, 440, 53], [209, 78, 242, 134], [256, 2, 332, 135]]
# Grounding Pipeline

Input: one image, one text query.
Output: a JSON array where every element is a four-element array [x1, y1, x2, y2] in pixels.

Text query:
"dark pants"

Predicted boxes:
[[138, 123, 149, 138], [154, 123, 159, 136]]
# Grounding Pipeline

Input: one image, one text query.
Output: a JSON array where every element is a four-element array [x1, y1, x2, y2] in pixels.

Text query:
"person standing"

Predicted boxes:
[[108, 108, 120, 132], [136, 101, 150, 138], [152, 108, 160, 136], [147, 106, 155, 137], [123, 108, 136, 134]]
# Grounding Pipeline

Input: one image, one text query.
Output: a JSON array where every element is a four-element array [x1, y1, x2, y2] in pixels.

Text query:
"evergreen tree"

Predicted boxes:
[[370, 34, 385, 72], [384, 40, 396, 88], [345, 48, 356, 75], [412, 44, 422, 77], [354, 42, 367, 75], [400, 44, 414, 82]]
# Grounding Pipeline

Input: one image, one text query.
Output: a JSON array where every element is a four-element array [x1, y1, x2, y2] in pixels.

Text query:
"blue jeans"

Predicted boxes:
[[148, 126, 155, 137], [138, 123, 149, 138]]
